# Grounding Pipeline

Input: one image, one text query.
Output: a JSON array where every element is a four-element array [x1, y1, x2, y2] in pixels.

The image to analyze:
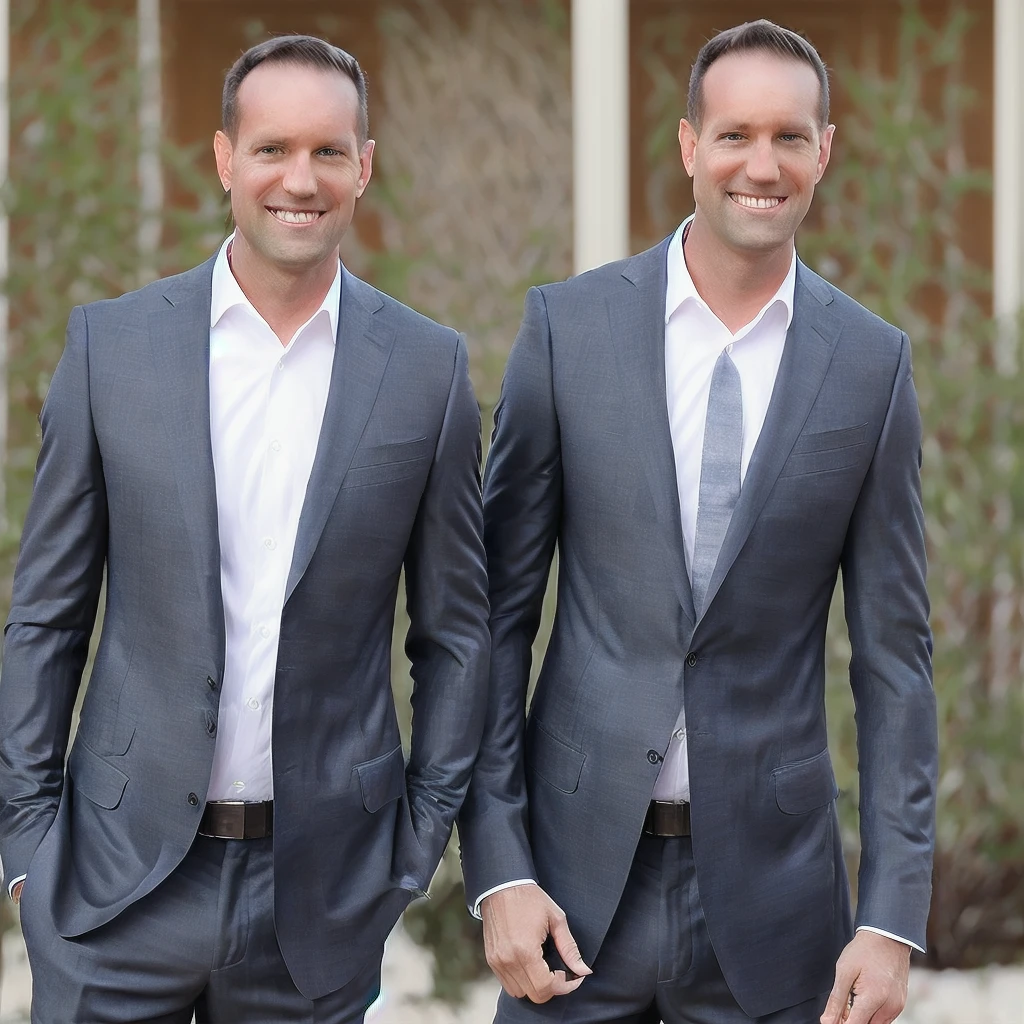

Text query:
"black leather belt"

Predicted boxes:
[[644, 800, 691, 837], [199, 800, 273, 839]]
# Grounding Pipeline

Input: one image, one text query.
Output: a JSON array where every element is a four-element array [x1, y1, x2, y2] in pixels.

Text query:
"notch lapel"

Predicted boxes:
[[610, 238, 696, 628], [698, 263, 842, 620], [285, 267, 395, 603], [148, 256, 225, 663]]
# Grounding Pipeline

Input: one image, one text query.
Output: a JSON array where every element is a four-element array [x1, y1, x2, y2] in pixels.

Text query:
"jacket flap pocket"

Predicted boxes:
[[528, 719, 585, 795], [790, 422, 869, 455], [355, 744, 406, 813], [68, 740, 130, 810], [348, 436, 432, 470], [773, 747, 838, 814]]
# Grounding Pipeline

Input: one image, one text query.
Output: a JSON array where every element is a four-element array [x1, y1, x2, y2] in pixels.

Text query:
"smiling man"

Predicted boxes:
[[0, 35, 489, 1023], [458, 20, 937, 1024]]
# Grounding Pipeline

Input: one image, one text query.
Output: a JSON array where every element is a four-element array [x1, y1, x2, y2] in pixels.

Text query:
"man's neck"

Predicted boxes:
[[228, 237, 338, 346], [682, 218, 793, 335]]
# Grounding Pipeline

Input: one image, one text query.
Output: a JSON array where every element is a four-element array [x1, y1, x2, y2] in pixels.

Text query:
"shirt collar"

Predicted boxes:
[[665, 215, 797, 333], [210, 232, 341, 343]]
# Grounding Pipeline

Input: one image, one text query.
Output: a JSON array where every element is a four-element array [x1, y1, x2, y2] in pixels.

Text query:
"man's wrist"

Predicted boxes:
[[472, 878, 538, 919], [856, 924, 923, 954]]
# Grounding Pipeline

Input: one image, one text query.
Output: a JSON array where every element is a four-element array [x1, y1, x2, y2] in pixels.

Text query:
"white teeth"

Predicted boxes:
[[271, 209, 320, 224], [731, 194, 782, 209]]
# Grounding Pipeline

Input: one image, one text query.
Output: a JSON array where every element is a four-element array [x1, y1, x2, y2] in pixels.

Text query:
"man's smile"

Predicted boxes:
[[728, 193, 785, 209], [267, 208, 324, 224]]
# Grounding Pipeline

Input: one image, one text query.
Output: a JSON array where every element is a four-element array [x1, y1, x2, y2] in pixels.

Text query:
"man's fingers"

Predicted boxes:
[[844, 989, 888, 1024], [522, 950, 561, 1003], [548, 905, 592, 976], [821, 965, 858, 1024]]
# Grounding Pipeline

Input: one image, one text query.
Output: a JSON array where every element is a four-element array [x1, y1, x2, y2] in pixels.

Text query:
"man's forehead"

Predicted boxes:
[[701, 50, 821, 118], [234, 62, 359, 132]]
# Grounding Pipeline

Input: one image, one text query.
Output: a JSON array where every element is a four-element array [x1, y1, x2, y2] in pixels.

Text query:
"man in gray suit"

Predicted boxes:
[[0, 35, 489, 1022], [459, 20, 936, 1024]]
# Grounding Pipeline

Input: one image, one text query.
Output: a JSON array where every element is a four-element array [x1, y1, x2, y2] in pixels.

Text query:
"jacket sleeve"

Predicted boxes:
[[457, 286, 562, 907], [841, 331, 937, 949], [401, 333, 490, 888], [0, 305, 108, 889]]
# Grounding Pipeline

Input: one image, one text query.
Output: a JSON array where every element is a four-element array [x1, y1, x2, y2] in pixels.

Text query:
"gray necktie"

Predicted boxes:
[[691, 350, 742, 616]]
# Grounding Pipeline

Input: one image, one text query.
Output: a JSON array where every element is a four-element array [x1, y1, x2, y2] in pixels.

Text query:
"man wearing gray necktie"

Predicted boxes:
[[459, 18, 936, 1024]]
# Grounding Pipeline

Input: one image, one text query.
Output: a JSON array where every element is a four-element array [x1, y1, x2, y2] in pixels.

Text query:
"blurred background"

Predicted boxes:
[[0, 0, 1021, 1021]]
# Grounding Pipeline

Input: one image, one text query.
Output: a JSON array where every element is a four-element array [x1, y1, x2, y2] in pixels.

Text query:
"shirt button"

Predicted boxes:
[[247, 697, 260, 710], [674, 728, 685, 740], [263, 537, 277, 550], [277, 359, 284, 371], [647, 749, 662, 765], [687, 652, 698, 667], [187, 792, 200, 807], [259, 625, 271, 639], [270, 440, 282, 453], [727, 343, 734, 354], [232, 780, 246, 791]]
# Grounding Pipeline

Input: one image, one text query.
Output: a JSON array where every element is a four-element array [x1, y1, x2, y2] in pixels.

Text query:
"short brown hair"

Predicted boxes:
[[222, 35, 369, 143], [687, 20, 829, 133]]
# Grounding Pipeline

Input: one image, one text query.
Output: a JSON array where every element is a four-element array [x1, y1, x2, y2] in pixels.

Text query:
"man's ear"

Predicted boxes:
[[214, 130, 233, 192], [678, 118, 698, 178], [356, 139, 375, 198]]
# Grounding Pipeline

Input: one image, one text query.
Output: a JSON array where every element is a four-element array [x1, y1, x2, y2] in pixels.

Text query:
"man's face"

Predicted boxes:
[[679, 51, 834, 256], [214, 62, 374, 275]]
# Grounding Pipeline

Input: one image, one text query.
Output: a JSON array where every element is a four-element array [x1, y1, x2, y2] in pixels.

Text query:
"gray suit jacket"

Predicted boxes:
[[458, 238, 937, 1017], [0, 254, 490, 999]]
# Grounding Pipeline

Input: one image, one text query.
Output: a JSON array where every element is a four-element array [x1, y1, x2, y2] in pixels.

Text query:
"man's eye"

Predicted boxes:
[[779, 134, 802, 143], [723, 134, 745, 141], [260, 146, 280, 155], [318, 148, 341, 157]]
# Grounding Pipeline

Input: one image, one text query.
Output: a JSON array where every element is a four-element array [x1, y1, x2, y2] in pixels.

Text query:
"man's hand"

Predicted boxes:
[[10, 880, 24, 904], [481, 884, 592, 1003], [821, 931, 911, 1024]]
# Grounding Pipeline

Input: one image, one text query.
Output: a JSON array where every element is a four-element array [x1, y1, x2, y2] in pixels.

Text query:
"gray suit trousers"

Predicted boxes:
[[22, 833, 381, 1024], [495, 836, 830, 1024]]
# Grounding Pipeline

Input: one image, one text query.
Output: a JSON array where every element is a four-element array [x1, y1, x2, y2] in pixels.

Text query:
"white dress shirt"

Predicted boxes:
[[206, 235, 339, 803], [652, 219, 794, 805]]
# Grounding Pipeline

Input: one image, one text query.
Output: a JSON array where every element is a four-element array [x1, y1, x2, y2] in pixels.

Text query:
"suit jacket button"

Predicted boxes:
[[686, 652, 698, 667], [207, 676, 217, 690], [187, 792, 200, 806], [647, 749, 662, 764]]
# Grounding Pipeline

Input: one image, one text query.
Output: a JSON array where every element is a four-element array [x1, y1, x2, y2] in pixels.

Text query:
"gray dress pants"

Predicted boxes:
[[495, 835, 830, 1024], [21, 834, 381, 1024]]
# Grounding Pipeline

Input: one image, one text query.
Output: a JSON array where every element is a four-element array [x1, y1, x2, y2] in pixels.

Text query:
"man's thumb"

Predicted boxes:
[[549, 909, 592, 976]]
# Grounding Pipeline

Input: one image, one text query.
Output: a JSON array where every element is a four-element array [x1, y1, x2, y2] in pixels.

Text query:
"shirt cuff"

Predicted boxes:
[[856, 925, 924, 954], [471, 879, 538, 919], [7, 874, 27, 900]]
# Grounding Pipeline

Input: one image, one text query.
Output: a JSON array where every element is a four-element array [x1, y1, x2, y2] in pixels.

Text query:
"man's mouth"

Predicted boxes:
[[267, 208, 324, 224], [728, 193, 785, 210]]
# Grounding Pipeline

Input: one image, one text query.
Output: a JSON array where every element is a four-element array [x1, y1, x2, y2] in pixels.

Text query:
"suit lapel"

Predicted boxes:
[[148, 256, 225, 663], [698, 262, 842, 620], [285, 266, 395, 603], [610, 237, 696, 628]]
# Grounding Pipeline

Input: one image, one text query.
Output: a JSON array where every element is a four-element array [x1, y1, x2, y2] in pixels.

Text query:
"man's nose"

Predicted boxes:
[[282, 154, 317, 197], [746, 139, 781, 184]]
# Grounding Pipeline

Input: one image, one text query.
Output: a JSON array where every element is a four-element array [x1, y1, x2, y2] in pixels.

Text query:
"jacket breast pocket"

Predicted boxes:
[[772, 747, 838, 815], [355, 744, 406, 813], [68, 738, 131, 810], [781, 423, 870, 478], [527, 718, 586, 795], [343, 437, 433, 490]]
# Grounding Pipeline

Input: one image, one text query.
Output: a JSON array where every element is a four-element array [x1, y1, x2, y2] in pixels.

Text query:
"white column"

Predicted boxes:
[[137, 0, 163, 284], [993, 0, 1022, 373], [572, 0, 629, 275], [0, 0, 9, 534]]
